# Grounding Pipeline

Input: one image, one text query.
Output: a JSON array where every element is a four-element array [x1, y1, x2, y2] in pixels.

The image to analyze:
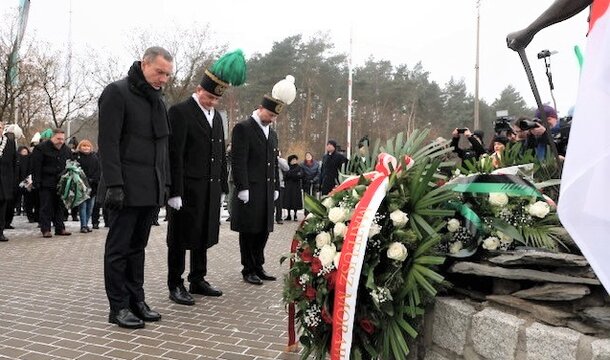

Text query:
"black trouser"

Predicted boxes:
[[39, 188, 65, 233], [30, 189, 40, 222], [0, 200, 7, 234], [104, 206, 156, 311], [5, 196, 14, 226], [239, 231, 269, 276], [91, 201, 108, 226], [167, 245, 207, 289], [274, 188, 284, 221]]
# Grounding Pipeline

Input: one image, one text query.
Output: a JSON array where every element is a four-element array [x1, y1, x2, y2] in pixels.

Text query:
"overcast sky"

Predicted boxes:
[[2, 0, 589, 117]]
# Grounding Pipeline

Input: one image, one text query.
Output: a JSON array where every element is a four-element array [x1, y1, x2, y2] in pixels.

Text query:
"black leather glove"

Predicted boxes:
[[105, 187, 124, 211]]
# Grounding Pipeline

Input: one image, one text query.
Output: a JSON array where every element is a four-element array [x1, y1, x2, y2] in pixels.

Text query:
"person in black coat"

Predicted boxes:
[[319, 140, 348, 195], [15, 146, 34, 223], [73, 140, 100, 233], [231, 75, 296, 286], [450, 128, 487, 162], [166, 75, 231, 306], [283, 154, 303, 221], [98, 46, 173, 329], [0, 122, 16, 242], [31, 129, 72, 238]]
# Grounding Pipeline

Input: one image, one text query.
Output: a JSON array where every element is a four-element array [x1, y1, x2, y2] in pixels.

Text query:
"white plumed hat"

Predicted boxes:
[[4, 124, 24, 139], [262, 75, 297, 114]]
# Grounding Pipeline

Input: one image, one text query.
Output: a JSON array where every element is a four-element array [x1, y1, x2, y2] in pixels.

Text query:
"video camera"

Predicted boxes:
[[553, 115, 572, 156], [494, 116, 514, 134], [517, 118, 541, 131]]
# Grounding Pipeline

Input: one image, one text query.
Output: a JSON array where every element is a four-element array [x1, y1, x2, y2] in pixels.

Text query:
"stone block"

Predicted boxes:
[[471, 308, 525, 360], [525, 322, 581, 360], [432, 297, 477, 355], [424, 350, 451, 360], [592, 339, 610, 360]]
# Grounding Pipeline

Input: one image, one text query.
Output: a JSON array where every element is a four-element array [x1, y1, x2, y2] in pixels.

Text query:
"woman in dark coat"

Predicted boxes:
[[283, 154, 303, 221], [73, 139, 100, 232], [0, 123, 17, 241]]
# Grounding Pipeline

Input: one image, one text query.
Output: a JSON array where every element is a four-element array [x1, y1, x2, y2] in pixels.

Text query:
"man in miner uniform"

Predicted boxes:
[[231, 75, 296, 285]]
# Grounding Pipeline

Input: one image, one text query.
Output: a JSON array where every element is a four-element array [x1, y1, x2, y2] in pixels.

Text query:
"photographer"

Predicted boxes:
[[519, 105, 564, 160], [450, 128, 487, 162]]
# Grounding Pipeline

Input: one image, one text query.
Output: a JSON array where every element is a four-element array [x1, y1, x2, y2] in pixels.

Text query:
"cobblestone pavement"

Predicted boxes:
[[0, 210, 305, 360]]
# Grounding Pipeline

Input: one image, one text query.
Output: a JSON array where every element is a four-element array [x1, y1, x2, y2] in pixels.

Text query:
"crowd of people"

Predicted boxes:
[[0, 125, 105, 242], [449, 104, 568, 167]]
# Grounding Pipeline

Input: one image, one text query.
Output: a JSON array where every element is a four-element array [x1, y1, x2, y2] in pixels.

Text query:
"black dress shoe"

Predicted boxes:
[[0, 234, 8, 242], [5, 225, 14, 229], [256, 270, 277, 281], [130, 301, 161, 322], [169, 285, 195, 305], [92, 224, 99, 229], [276, 220, 284, 224], [243, 273, 263, 285], [190, 280, 223, 296], [108, 308, 144, 329]]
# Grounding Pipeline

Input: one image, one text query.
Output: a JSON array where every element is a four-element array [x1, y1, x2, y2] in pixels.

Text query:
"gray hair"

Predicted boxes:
[[143, 46, 173, 63]]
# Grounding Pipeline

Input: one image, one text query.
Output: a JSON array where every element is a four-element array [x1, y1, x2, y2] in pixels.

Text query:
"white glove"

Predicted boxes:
[[168, 196, 183, 210], [238, 190, 249, 204], [274, 190, 279, 201], [220, 193, 226, 204]]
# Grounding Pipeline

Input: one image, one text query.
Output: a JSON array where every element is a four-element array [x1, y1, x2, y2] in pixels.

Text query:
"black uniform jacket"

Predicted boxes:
[[230, 117, 279, 234], [167, 97, 228, 250]]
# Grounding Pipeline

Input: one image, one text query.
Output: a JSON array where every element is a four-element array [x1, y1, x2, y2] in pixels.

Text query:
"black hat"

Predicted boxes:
[[261, 75, 296, 115], [493, 135, 509, 145], [200, 50, 247, 97], [287, 154, 299, 163]]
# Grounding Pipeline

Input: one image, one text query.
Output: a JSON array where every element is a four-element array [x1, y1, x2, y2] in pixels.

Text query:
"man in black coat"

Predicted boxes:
[[98, 46, 173, 329], [320, 140, 348, 195], [31, 129, 72, 238], [166, 70, 234, 305], [0, 122, 16, 242], [231, 75, 296, 285]]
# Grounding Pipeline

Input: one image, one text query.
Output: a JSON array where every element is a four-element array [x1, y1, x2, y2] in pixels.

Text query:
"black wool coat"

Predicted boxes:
[[283, 163, 303, 210], [0, 137, 16, 201], [97, 78, 170, 207], [167, 97, 228, 250], [31, 140, 71, 190], [320, 151, 348, 195], [230, 117, 279, 234], [73, 151, 101, 197]]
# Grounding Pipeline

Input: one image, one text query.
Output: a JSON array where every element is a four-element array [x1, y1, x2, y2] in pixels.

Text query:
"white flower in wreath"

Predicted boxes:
[[482, 236, 501, 250], [527, 201, 550, 218], [447, 218, 461, 233], [315, 231, 332, 248], [333, 252, 341, 269], [390, 209, 409, 228], [449, 241, 463, 254], [333, 222, 347, 239], [454, 168, 461, 176], [489, 192, 509, 207], [328, 207, 349, 224], [351, 189, 361, 200], [387, 242, 408, 261], [305, 213, 316, 221], [368, 223, 382, 238], [497, 231, 513, 245], [318, 244, 337, 267], [321, 197, 335, 209]]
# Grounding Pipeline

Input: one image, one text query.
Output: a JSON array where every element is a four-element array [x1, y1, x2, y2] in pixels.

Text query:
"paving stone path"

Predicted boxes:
[[0, 211, 304, 360]]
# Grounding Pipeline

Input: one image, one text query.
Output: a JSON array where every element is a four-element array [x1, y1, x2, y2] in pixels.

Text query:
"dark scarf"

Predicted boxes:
[[304, 159, 314, 167], [127, 61, 170, 139]]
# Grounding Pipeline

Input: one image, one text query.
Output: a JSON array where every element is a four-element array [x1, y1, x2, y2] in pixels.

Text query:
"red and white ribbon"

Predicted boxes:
[[330, 173, 389, 360]]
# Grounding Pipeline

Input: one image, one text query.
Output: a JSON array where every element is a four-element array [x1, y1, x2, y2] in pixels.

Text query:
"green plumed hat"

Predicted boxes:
[[200, 49, 247, 96]]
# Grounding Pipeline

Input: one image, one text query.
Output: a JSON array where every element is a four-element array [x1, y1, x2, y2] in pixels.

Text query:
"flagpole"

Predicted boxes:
[[474, 0, 481, 130], [347, 26, 353, 159]]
